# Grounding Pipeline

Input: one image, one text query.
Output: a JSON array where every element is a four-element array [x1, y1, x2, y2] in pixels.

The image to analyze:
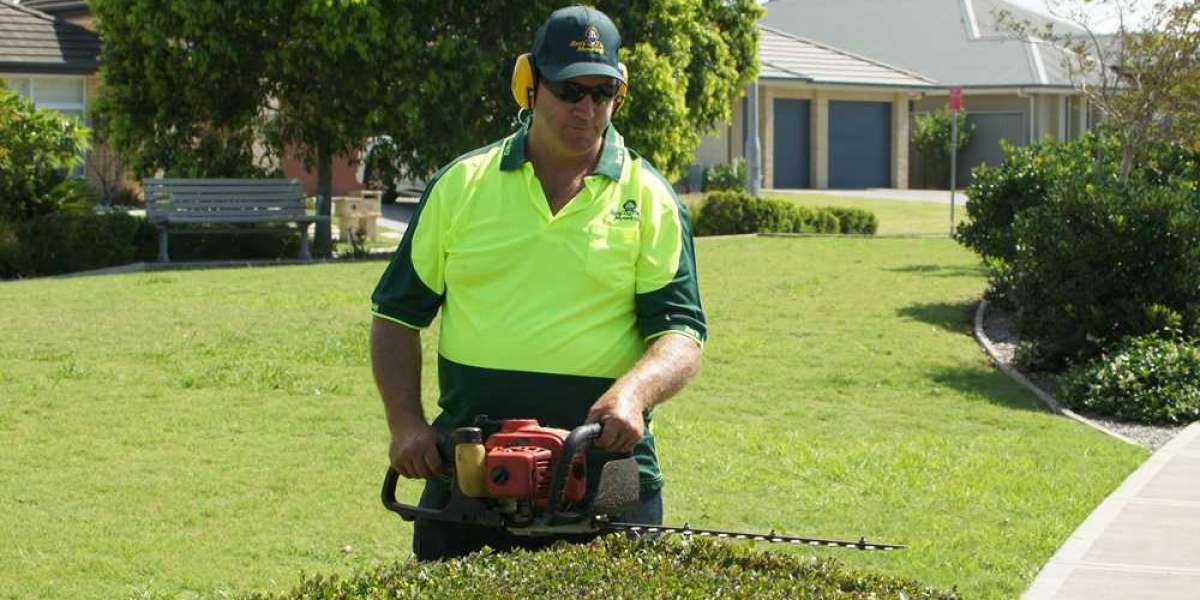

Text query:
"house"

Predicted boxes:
[[696, 26, 937, 190], [702, 0, 1096, 189], [0, 0, 365, 198]]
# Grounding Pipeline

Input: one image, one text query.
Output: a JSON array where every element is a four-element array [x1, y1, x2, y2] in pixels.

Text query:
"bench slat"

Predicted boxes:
[[147, 178, 302, 186], [146, 185, 304, 196], [153, 197, 307, 208], [154, 210, 309, 218], [154, 215, 329, 224]]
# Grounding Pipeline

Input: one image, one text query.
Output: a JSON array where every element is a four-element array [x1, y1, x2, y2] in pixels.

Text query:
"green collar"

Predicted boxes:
[[500, 123, 626, 180]]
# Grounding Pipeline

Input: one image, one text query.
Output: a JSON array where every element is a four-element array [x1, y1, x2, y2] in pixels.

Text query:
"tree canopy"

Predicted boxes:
[[372, 0, 762, 182], [93, 1, 762, 254], [1000, 0, 1200, 180]]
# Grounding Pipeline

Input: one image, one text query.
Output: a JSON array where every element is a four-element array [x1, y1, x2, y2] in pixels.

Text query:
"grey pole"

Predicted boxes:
[[745, 81, 761, 197]]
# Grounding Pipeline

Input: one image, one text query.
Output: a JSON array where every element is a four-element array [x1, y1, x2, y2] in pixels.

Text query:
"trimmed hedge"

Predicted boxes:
[[695, 191, 877, 237], [1007, 183, 1200, 368], [0, 213, 305, 278], [0, 212, 153, 278], [823, 206, 879, 235], [1059, 334, 1200, 425], [247, 536, 957, 600]]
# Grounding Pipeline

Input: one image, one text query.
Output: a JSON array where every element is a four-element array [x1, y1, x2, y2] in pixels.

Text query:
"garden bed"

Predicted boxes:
[[981, 303, 1187, 450]]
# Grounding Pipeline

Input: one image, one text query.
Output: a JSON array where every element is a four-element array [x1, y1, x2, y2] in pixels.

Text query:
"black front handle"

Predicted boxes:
[[545, 422, 604, 521]]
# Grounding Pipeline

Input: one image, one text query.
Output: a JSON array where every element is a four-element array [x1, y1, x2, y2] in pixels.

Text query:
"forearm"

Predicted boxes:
[[370, 317, 426, 433], [611, 333, 703, 412]]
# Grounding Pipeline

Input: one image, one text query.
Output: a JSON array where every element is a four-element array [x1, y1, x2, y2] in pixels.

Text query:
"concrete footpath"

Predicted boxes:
[[1022, 422, 1200, 599]]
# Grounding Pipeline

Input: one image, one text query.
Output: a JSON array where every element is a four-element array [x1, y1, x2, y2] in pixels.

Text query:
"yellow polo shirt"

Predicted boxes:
[[371, 124, 705, 492]]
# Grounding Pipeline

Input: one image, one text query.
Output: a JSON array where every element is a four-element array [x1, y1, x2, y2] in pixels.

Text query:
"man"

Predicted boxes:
[[369, 5, 705, 561]]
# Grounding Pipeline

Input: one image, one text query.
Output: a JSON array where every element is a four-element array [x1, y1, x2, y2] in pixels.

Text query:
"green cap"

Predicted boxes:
[[532, 6, 623, 83]]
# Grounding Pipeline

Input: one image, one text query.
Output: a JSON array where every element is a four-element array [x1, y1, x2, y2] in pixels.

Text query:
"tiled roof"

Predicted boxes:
[[17, 0, 89, 15], [0, 0, 100, 74], [763, 0, 1087, 88], [759, 26, 937, 88]]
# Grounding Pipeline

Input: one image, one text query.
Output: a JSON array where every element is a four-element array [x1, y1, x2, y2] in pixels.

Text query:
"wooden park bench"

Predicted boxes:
[[143, 178, 330, 263]]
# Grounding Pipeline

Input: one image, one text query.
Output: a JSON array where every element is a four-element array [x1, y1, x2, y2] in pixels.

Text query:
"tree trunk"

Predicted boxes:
[[315, 148, 333, 258]]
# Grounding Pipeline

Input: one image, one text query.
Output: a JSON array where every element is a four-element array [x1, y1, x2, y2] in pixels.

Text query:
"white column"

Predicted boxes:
[[893, 94, 910, 189], [814, 91, 829, 189]]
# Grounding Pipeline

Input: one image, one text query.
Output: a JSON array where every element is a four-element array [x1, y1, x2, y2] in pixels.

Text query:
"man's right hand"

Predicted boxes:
[[389, 423, 445, 479]]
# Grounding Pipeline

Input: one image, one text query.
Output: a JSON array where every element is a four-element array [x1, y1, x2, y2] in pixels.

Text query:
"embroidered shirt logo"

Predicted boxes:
[[611, 199, 639, 222], [570, 26, 605, 55]]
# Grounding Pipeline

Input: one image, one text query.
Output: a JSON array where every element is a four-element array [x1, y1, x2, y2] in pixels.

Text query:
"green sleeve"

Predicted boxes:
[[634, 164, 707, 345], [370, 176, 451, 329]]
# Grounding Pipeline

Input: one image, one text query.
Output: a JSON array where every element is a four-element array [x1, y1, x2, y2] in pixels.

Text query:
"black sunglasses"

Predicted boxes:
[[542, 79, 620, 104]]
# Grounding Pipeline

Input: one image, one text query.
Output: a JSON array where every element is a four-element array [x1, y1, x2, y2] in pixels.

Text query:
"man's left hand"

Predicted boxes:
[[586, 388, 646, 454]]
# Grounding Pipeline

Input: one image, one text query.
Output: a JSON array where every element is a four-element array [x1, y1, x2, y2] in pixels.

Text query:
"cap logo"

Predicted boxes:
[[571, 26, 605, 55]]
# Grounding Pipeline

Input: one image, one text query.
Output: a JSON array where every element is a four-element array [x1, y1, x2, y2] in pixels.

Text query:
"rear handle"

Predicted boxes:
[[380, 432, 454, 519]]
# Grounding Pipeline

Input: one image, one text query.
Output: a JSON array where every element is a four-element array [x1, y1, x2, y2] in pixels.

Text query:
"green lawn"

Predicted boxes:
[[0, 235, 1145, 599]]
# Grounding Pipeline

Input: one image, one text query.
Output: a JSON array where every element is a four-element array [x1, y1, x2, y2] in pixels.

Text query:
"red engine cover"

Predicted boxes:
[[484, 419, 587, 505]]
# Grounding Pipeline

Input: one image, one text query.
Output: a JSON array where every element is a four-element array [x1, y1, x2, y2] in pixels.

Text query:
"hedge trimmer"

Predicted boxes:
[[381, 417, 904, 551]]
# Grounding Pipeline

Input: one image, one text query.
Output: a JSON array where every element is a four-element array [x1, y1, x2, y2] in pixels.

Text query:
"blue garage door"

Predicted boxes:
[[829, 101, 891, 189], [772, 99, 810, 188]]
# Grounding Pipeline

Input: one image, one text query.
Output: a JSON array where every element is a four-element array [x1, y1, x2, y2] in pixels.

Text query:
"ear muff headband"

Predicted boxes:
[[511, 53, 629, 113]]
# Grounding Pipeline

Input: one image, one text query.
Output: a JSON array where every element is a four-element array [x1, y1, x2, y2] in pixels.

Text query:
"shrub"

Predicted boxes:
[[0, 220, 21, 279], [957, 133, 1120, 266], [8, 212, 153, 277], [150, 223, 304, 263], [824, 206, 879, 235], [694, 190, 756, 235], [247, 536, 957, 600], [701, 159, 747, 192], [0, 213, 308, 278], [0, 83, 91, 221], [1059, 334, 1200, 425], [912, 107, 973, 189], [1007, 183, 1200, 368], [694, 191, 877, 237]]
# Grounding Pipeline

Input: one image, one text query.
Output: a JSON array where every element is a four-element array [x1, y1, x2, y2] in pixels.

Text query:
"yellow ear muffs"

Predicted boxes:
[[511, 54, 631, 113], [511, 53, 536, 109], [612, 62, 629, 114]]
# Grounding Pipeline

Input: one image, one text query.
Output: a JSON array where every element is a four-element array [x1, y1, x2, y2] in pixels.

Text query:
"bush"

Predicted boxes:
[[4, 212, 153, 277], [0, 220, 21, 279], [1059, 334, 1200, 425], [0, 213, 307, 278], [247, 536, 957, 600], [824, 206, 879, 235], [701, 159, 747, 192], [1007, 183, 1200, 368], [912, 108, 973, 189], [155, 223, 303, 263], [695, 191, 877, 237], [0, 83, 91, 221], [956, 133, 1120, 266]]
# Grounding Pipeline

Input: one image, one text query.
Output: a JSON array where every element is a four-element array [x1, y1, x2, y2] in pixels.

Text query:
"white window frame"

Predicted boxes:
[[2, 74, 89, 177]]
